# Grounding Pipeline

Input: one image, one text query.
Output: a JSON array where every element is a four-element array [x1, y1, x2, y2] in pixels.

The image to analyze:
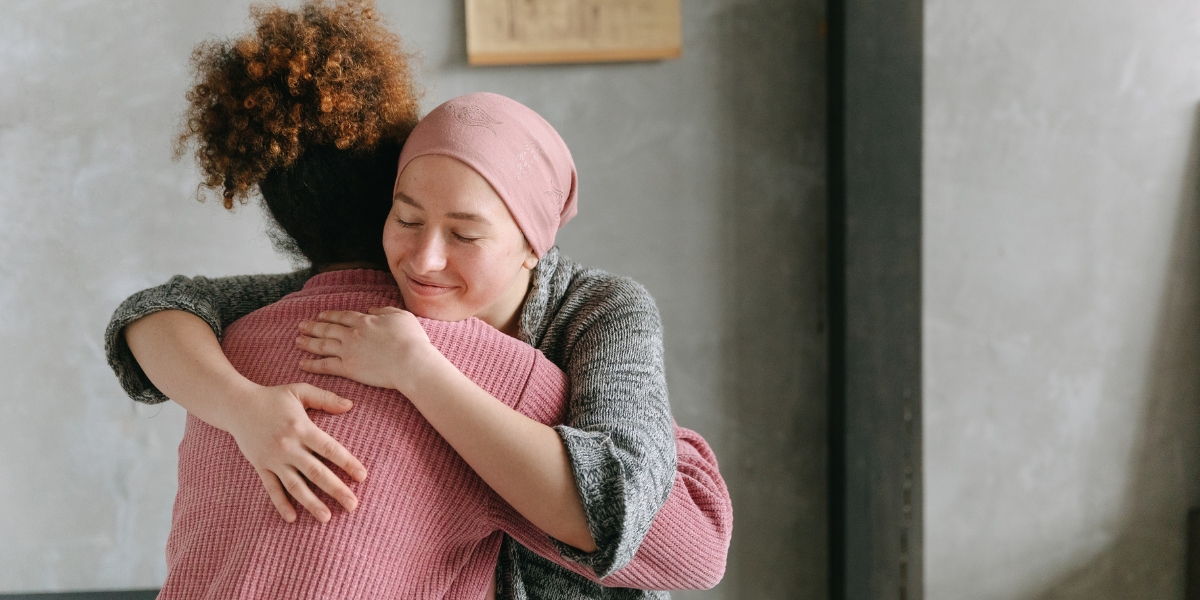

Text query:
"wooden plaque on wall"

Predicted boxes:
[[465, 0, 681, 66]]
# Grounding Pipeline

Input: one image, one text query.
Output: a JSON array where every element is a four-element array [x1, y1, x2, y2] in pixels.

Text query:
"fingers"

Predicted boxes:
[[256, 468, 297, 523], [295, 452, 360, 513], [296, 334, 342, 357], [278, 466, 332, 523], [307, 427, 368, 483], [298, 319, 352, 341], [291, 383, 352, 415], [300, 356, 344, 376], [313, 310, 366, 327], [367, 306, 404, 316]]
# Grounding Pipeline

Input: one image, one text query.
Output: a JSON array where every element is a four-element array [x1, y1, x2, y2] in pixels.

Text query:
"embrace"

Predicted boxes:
[[103, 2, 732, 599]]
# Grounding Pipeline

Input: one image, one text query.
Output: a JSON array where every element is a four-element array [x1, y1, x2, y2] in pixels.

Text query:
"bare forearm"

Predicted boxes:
[[401, 351, 597, 553], [123, 310, 251, 432], [124, 310, 366, 522]]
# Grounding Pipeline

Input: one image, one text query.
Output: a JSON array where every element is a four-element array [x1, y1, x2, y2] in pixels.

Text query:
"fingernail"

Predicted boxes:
[[353, 468, 367, 481], [343, 497, 357, 511], [320, 512, 331, 523], [339, 398, 352, 407]]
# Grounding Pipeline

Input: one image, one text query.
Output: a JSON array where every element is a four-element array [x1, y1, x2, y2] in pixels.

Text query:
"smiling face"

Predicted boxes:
[[383, 154, 539, 332]]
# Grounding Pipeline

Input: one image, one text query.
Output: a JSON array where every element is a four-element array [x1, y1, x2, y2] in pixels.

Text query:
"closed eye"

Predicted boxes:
[[395, 216, 421, 228]]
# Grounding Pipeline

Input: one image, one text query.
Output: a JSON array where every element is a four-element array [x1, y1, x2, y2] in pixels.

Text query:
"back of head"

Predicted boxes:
[[259, 141, 401, 266], [176, 0, 419, 267]]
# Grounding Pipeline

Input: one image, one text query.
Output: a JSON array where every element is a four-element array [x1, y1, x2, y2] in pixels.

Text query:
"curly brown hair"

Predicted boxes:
[[177, 0, 420, 209]]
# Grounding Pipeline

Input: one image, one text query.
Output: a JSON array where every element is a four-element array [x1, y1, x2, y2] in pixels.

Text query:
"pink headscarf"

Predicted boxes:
[[395, 92, 578, 258]]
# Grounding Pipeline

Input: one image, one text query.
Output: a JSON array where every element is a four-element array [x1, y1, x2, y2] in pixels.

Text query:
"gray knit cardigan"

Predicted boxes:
[[103, 247, 676, 600]]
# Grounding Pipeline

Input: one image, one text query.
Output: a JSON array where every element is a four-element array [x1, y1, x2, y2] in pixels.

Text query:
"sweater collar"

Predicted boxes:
[[301, 268, 400, 294], [518, 246, 574, 347]]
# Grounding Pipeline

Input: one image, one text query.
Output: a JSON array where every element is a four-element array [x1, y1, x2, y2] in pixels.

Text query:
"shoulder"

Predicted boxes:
[[530, 251, 663, 365], [550, 253, 660, 328], [206, 270, 312, 301], [564, 272, 660, 331]]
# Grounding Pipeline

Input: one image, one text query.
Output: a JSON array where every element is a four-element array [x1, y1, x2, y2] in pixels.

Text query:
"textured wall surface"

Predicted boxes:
[[0, 0, 826, 596], [925, 1, 1200, 598]]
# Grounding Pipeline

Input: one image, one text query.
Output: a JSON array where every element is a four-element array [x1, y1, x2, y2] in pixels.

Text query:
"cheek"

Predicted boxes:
[[453, 247, 516, 298], [381, 222, 409, 263], [454, 251, 502, 291]]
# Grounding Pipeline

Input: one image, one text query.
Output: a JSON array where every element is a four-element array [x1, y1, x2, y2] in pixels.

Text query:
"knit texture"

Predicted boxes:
[[501, 426, 732, 593], [105, 249, 726, 599], [164, 270, 568, 599]]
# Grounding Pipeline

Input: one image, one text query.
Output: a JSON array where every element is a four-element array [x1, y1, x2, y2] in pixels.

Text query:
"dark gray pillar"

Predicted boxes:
[[1188, 509, 1200, 600], [827, 0, 923, 599]]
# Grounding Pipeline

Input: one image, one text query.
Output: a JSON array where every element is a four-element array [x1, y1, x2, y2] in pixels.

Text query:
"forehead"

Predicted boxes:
[[394, 155, 516, 224]]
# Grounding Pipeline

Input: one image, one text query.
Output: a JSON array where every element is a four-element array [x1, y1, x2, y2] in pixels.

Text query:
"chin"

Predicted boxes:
[[402, 295, 474, 322]]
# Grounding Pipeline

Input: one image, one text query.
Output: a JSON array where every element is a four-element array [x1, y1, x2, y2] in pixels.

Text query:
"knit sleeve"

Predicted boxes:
[[103, 271, 310, 404], [549, 279, 676, 577], [598, 426, 731, 589], [493, 425, 732, 590]]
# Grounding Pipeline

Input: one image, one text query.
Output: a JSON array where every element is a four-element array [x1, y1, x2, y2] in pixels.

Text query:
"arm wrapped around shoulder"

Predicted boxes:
[[104, 271, 310, 404], [550, 277, 677, 576]]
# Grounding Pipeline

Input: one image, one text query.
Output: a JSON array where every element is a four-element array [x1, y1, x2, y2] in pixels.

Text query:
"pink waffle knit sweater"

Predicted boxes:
[[163, 270, 731, 599]]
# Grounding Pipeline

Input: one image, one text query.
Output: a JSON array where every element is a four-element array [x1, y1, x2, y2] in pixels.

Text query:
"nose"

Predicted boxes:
[[409, 230, 447, 274]]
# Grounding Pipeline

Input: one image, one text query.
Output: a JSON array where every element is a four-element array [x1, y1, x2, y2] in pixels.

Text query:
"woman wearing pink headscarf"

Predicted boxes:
[[109, 91, 728, 599]]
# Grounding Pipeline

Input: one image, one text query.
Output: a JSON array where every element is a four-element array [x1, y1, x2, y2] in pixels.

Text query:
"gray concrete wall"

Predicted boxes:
[[925, 0, 1200, 598], [0, 1, 826, 596]]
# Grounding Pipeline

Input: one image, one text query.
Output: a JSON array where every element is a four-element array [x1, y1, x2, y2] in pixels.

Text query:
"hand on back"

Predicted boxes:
[[225, 382, 368, 523]]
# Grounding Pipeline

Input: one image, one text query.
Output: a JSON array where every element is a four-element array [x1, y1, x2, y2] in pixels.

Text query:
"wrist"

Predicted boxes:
[[393, 342, 448, 398], [189, 374, 260, 434]]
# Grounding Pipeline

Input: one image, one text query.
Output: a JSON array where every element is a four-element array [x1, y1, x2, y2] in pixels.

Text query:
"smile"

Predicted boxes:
[[405, 274, 456, 297]]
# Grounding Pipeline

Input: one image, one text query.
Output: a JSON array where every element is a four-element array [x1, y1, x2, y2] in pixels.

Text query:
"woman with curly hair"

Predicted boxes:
[[106, 1, 731, 598]]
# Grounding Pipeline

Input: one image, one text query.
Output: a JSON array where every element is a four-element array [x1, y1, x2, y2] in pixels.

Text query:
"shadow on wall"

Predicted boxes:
[[1032, 105, 1200, 599], [710, 0, 828, 599]]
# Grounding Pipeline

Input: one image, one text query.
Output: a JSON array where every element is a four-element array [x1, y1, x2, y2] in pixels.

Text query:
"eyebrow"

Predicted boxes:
[[393, 192, 423, 209], [394, 192, 491, 224]]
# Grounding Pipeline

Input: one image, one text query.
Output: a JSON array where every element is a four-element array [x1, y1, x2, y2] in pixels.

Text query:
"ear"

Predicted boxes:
[[522, 241, 540, 271]]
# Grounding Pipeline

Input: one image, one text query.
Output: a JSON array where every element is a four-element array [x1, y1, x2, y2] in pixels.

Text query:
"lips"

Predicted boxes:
[[404, 273, 456, 297]]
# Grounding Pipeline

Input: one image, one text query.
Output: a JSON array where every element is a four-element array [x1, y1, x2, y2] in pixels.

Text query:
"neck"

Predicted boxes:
[[476, 267, 533, 338], [315, 261, 388, 273]]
